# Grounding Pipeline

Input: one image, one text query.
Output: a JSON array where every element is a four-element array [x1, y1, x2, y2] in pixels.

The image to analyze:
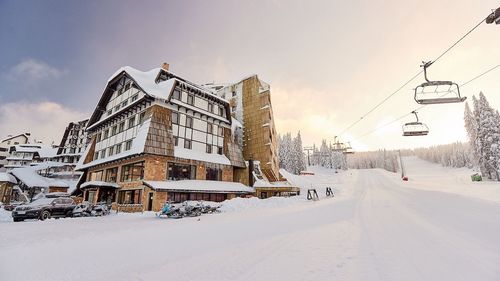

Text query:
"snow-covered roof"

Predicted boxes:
[[0, 133, 30, 143], [253, 179, 293, 188], [0, 173, 17, 184], [109, 66, 177, 101], [174, 147, 231, 166], [37, 147, 58, 159], [80, 181, 120, 189], [11, 145, 41, 153], [144, 180, 253, 193], [10, 167, 70, 189], [31, 161, 72, 171], [76, 118, 151, 170]]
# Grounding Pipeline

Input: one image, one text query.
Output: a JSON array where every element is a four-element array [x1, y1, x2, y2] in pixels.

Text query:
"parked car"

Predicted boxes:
[[12, 197, 76, 222], [3, 201, 25, 211]]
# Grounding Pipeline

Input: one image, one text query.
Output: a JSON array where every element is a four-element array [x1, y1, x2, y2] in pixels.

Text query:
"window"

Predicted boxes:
[[218, 127, 224, 136], [167, 163, 196, 180], [172, 89, 180, 100], [128, 116, 135, 129], [93, 152, 99, 160], [139, 112, 146, 124], [174, 136, 178, 146], [218, 106, 224, 116], [206, 168, 222, 181], [172, 112, 179, 125], [208, 103, 213, 112], [122, 100, 128, 108], [96, 132, 101, 142], [117, 189, 142, 204], [187, 94, 194, 105], [121, 162, 144, 182], [184, 139, 192, 149], [217, 147, 223, 155], [118, 122, 125, 133], [207, 123, 213, 134], [114, 105, 120, 112], [103, 129, 109, 139], [185, 116, 193, 128], [108, 146, 114, 157], [100, 150, 106, 159], [105, 167, 118, 182], [131, 94, 138, 102], [125, 140, 132, 151], [115, 143, 122, 154], [206, 144, 212, 154], [111, 125, 117, 136], [90, 170, 103, 181], [124, 82, 131, 92]]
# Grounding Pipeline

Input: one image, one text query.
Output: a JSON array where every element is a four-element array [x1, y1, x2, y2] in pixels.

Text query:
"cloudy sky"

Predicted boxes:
[[1, 0, 499, 150]]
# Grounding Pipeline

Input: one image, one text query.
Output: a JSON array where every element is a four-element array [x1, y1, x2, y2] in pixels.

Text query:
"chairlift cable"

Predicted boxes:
[[338, 13, 489, 137], [349, 63, 500, 142]]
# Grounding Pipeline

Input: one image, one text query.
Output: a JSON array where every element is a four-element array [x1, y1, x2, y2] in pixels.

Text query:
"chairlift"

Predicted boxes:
[[402, 111, 429, 136], [414, 61, 466, 105], [343, 142, 355, 154], [486, 7, 500, 24]]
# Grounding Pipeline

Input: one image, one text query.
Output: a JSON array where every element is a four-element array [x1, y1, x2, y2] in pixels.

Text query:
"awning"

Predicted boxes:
[[80, 181, 120, 189], [144, 180, 253, 194]]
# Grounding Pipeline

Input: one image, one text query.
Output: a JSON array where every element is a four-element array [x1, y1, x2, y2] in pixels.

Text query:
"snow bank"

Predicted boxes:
[[220, 196, 306, 213]]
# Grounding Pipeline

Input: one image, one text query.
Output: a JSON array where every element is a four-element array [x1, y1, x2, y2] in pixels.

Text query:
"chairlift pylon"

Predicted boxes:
[[414, 61, 466, 105], [402, 111, 429, 136]]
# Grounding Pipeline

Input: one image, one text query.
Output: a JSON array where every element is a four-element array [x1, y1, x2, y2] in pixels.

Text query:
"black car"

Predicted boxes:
[[12, 197, 76, 222]]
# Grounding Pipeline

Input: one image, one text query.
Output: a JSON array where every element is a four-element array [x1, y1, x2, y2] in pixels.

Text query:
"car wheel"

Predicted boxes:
[[40, 210, 51, 221]]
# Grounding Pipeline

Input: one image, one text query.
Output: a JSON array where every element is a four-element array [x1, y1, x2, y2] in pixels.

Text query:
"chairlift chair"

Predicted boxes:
[[343, 142, 355, 154], [486, 7, 500, 24], [402, 111, 429, 136], [414, 61, 466, 105]]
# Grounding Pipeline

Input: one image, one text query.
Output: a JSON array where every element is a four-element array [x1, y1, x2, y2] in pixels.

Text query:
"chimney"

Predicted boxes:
[[161, 62, 169, 71]]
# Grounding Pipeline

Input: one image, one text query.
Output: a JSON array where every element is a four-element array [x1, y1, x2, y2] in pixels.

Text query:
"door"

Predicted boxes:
[[147, 192, 154, 211]]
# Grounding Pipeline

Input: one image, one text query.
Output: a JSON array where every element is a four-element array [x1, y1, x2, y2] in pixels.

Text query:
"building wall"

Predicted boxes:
[[240, 76, 280, 181]]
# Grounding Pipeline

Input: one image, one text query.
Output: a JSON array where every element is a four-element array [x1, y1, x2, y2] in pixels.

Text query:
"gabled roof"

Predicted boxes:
[[88, 66, 231, 128]]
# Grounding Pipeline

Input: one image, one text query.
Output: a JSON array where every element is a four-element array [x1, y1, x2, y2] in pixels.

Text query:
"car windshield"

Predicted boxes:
[[28, 198, 55, 206]]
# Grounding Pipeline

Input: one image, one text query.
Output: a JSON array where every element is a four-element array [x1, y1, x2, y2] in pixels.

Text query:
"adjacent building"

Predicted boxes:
[[0, 133, 31, 172], [206, 75, 299, 197], [53, 119, 90, 165], [4, 143, 58, 170]]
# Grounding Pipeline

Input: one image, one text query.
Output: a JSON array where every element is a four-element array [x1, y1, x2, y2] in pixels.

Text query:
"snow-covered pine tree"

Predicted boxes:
[[475, 92, 500, 180], [292, 131, 306, 174]]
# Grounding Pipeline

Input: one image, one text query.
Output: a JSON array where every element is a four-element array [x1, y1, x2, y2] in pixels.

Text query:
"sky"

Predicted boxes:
[[0, 0, 499, 150]]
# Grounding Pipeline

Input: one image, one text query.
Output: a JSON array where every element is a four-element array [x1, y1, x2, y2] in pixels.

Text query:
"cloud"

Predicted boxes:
[[0, 101, 89, 144], [4, 58, 66, 81]]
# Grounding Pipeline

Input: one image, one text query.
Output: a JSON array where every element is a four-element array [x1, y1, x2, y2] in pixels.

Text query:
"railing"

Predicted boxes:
[[113, 203, 144, 213]]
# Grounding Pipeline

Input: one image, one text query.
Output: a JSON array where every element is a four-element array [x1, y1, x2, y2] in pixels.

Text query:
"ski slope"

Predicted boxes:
[[1, 159, 500, 280]]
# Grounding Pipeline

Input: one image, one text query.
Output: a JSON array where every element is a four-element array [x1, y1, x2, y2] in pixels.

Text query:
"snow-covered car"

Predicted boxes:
[[72, 202, 110, 217], [12, 197, 76, 222], [3, 201, 25, 211]]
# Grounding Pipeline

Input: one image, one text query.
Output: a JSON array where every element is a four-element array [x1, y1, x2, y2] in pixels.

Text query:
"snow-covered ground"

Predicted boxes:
[[1, 158, 500, 280]]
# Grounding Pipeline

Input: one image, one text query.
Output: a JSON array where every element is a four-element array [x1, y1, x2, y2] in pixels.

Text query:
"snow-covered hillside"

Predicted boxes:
[[1, 160, 500, 281]]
